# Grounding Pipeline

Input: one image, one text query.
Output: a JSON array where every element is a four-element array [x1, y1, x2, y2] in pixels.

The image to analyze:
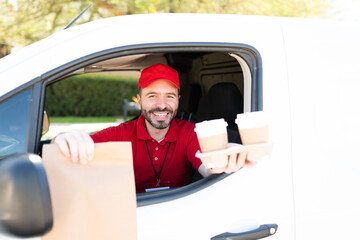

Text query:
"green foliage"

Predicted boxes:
[[49, 116, 120, 123], [0, 0, 335, 49], [45, 74, 138, 117]]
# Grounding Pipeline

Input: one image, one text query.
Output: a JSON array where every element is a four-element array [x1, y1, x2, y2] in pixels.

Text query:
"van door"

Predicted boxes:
[[136, 24, 295, 240], [284, 19, 360, 239]]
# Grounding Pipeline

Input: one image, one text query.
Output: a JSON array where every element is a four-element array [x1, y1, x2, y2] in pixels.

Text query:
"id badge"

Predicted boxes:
[[145, 180, 170, 193]]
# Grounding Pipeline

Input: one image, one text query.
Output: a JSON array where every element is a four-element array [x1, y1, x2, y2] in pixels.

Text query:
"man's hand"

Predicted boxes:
[[54, 131, 94, 165], [209, 151, 255, 174], [198, 151, 255, 177]]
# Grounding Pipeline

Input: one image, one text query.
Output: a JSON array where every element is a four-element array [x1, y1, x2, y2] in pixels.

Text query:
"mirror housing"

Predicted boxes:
[[0, 153, 53, 237]]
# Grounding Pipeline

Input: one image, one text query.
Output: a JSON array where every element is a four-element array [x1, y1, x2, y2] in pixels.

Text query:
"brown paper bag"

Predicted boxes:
[[42, 142, 137, 240]]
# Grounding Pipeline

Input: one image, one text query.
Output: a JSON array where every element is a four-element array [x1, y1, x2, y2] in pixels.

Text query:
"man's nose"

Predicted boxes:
[[155, 97, 168, 109]]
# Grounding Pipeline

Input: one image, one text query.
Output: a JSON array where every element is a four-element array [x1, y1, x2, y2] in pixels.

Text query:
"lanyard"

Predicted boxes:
[[145, 140, 171, 186]]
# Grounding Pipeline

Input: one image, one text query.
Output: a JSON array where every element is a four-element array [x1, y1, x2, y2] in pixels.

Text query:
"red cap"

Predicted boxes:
[[138, 64, 180, 90]]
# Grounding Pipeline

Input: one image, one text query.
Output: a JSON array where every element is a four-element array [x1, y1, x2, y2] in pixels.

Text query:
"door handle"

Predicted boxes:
[[211, 224, 278, 240]]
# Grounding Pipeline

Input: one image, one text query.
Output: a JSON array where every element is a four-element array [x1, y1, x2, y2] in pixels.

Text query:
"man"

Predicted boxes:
[[55, 63, 249, 193]]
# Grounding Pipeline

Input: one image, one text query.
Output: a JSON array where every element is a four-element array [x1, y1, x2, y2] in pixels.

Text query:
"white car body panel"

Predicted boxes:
[[1, 14, 360, 240], [283, 20, 360, 239]]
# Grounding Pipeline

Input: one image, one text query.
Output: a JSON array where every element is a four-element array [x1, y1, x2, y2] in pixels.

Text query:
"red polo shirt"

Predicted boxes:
[[90, 115, 202, 193]]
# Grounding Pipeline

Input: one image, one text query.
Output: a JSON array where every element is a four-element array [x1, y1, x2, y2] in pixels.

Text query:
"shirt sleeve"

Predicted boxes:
[[186, 125, 203, 172], [90, 125, 123, 143]]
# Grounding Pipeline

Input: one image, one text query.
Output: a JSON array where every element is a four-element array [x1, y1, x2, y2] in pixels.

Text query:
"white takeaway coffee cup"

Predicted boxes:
[[194, 119, 228, 168], [235, 111, 269, 145]]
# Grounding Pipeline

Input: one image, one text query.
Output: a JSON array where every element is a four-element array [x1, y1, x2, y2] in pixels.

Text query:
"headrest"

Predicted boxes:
[[207, 82, 243, 123]]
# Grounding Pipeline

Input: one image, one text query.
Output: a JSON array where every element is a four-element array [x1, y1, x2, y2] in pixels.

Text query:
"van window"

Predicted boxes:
[[0, 89, 31, 159], [40, 46, 261, 205], [41, 71, 140, 141]]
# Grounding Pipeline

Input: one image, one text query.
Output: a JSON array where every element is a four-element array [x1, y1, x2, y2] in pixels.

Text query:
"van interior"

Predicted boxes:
[[41, 50, 251, 195]]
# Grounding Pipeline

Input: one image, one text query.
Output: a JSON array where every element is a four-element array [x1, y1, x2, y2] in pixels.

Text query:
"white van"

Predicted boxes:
[[1, 14, 360, 240]]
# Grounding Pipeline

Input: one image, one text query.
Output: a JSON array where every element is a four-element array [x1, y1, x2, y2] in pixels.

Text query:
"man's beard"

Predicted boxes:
[[142, 107, 177, 129]]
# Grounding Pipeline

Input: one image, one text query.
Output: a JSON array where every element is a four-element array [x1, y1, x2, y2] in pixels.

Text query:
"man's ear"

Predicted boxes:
[[136, 94, 141, 110]]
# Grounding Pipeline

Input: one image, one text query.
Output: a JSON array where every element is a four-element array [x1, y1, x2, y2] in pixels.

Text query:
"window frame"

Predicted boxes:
[[15, 42, 262, 206]]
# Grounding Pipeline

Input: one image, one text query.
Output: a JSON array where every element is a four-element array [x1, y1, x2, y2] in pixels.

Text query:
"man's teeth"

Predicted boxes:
[[154, 113, 167, 117]]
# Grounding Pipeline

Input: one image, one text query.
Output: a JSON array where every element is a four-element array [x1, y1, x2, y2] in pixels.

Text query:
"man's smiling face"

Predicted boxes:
[[137, 79, 179, 130]]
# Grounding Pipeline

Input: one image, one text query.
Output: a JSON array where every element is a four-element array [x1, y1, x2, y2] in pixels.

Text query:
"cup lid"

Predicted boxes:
[[235, 111, 268, 129], [194, 118, 228, 137]]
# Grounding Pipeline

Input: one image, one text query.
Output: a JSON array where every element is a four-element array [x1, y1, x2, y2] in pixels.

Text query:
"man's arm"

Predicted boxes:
[[198, 164, 212, 178]]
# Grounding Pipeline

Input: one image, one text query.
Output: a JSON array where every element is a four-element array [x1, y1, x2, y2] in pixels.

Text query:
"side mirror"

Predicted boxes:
[[0, 153, 53, 237]]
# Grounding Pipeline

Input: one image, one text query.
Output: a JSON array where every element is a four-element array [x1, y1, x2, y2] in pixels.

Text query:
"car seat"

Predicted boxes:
[[196, 82, 243, 143], [177, 83, 202, 122]]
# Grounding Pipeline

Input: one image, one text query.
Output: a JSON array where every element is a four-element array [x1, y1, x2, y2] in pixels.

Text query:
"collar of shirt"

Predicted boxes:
[[136, 115, 178, 144]]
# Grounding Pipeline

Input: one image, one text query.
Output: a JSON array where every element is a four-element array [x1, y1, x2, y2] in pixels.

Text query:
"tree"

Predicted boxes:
[[0, 0, 335, 53]]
